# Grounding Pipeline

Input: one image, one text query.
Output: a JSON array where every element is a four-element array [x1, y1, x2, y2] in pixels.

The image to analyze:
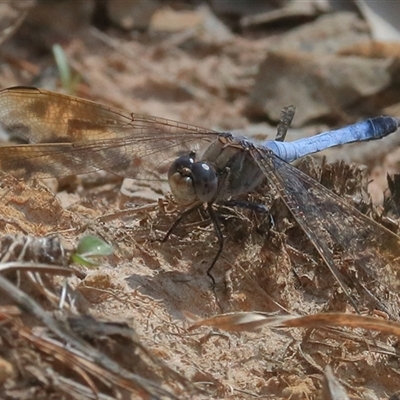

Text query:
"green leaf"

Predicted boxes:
[[52, 43, 81, 94], [71, 235, 113, 267]]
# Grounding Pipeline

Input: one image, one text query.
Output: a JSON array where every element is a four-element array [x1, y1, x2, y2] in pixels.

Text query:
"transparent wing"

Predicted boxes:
[[250, 145, 400, 317], [0, 87, 218, 179]]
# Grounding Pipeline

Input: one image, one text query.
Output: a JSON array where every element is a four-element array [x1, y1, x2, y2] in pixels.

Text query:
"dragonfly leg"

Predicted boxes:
[[220, 199, 269, 213], [206, 203, 224, 288], [219, 199, 275, 230], [160, 201, 222, 288], [160, 202, 202, 243]]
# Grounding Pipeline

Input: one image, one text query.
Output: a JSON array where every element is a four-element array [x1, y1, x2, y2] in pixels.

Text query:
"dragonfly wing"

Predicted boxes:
[[251, 146, 400, 317], [0, 87, 218, 179]]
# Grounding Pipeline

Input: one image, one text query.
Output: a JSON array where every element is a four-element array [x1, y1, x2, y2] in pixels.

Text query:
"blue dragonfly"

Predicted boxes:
[[0, 86, 399, 315]]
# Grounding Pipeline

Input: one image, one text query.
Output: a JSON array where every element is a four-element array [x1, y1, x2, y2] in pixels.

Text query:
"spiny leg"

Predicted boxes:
[[160, 202, 202, 243], [219, 199, 275, 230], [160, 201, 222, 288], [220, 199, 268, 213], [206, 203, 224, 288]]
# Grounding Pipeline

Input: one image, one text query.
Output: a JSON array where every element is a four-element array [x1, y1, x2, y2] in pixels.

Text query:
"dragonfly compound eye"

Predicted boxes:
[[191, 162, 218, 203], [168, 154, 197, 205]]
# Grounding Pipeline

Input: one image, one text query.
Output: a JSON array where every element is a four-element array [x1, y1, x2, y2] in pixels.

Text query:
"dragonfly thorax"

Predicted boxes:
[[168, 153, 218, 205]]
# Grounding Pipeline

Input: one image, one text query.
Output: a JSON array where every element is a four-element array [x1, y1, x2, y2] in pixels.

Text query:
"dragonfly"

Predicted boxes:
[[0, 86, 400, 316]]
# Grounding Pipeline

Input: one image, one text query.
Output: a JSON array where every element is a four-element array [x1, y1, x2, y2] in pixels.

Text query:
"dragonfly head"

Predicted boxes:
[[168, 152, 218, 205]]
